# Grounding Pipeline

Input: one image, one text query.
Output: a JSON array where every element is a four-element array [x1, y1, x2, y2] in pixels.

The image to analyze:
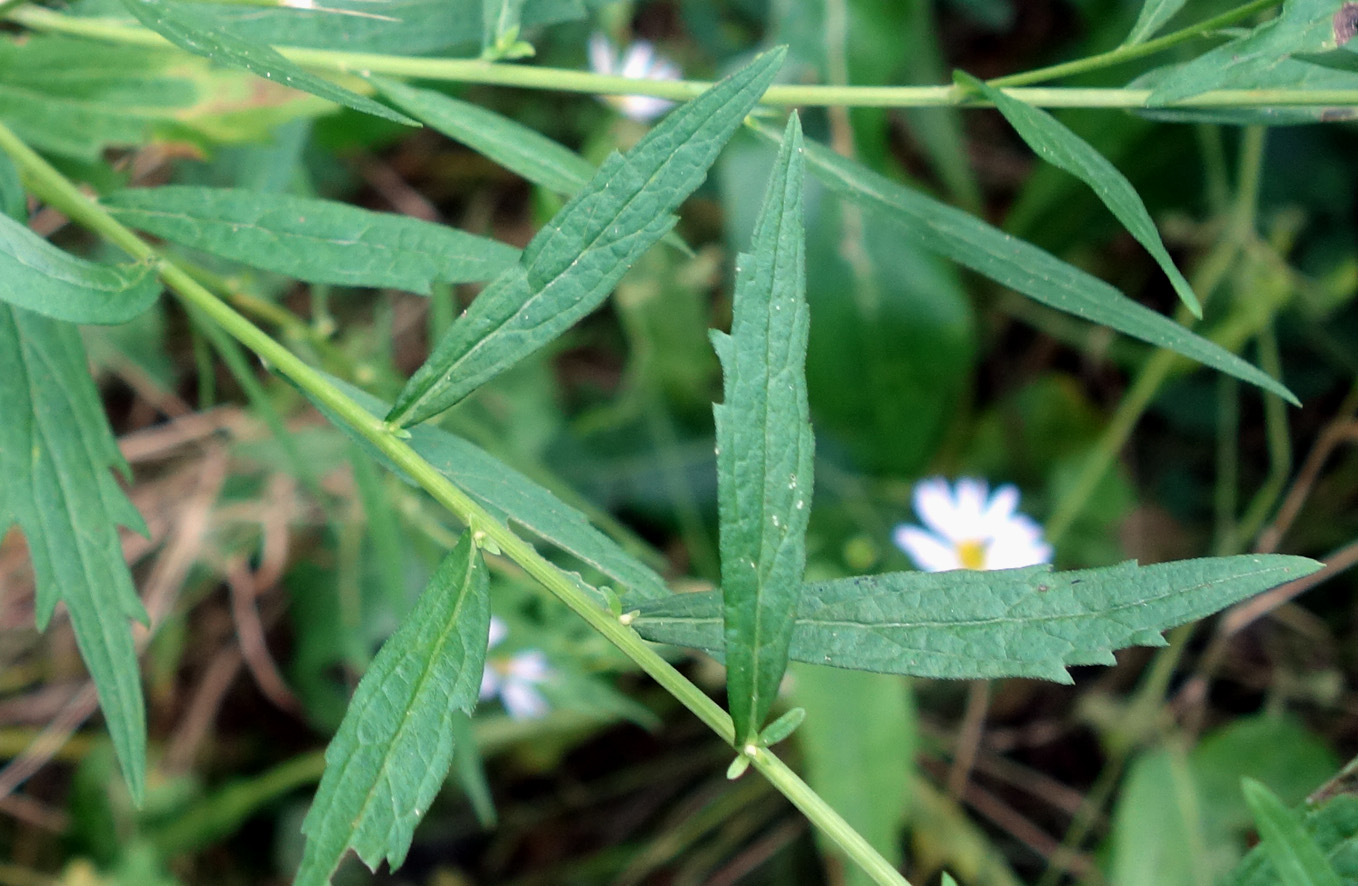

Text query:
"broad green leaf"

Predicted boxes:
[[295, 532, 490, 886], [104, 187, 519, 293], [0, 214, 160, 324], [956, 71, 1201, 318], [0, 306, 148, 803], [793, 666, 913, 886], [116, 0, 417, 126], [1242, 779, 1344, 886], [370, 77, 594, 197], [632, 555, 1321, 681], [769, 124, 1299, 405], [386, 48, 787, 427], [308, 377, 671, 603], [0, 37, 198, 160], [1124, 0, 1187, 45], [1227, 794, 1358, 885], [715, 113, 812, 743], [1145, 0, 1342, 106]]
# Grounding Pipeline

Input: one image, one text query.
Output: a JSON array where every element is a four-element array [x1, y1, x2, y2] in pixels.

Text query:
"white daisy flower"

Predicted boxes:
[[480, 616, 553, 720], [587, 32, 682, 122], [893, 477, 1052, 572]]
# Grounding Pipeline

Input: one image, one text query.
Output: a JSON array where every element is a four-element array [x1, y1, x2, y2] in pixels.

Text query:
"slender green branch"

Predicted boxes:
[[0, 120, 912, 886], [8, 5, 1358, 109], [989, 0, 1279, 87]]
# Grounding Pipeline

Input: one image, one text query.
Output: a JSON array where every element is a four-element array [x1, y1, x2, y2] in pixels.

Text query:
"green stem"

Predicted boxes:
[[989, 0, 1278, 87], [9, 6, 1356, 109], [0, 120, 912, 886]]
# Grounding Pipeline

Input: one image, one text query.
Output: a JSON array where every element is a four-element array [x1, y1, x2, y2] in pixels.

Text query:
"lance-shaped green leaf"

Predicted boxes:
[[1226, 794, 1358, 885], [1145, 0, 1342, 106], [104, 187, 519, 293], [116, 0, 416, 126], [632, 555, 1321, 682], [714, 114, 813, 743], [955, 71, 1201, 318], [370, 76, 595, 197], [1242, 779, 1345, 886], [1123, 0, 1188, 45], [765, 124, 1299, 405], [386, 48, 786, 427], [306, 376, 670, 603], [295, 532, 490, 886], [0, 306, 149, 802], [0, 213, 160, 324]]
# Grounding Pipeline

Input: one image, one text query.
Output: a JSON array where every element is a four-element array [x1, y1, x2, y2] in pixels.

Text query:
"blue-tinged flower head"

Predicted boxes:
[[588, 33, 682, 122], [480, 616, 553, 720]]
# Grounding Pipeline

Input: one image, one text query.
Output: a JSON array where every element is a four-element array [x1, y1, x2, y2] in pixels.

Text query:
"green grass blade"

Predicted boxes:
[[1226, 794, 1358, 885], [369, 76, 595, 197], [1123, 0, 1188, 45], [309, 377, 671, 603], [295, 532, 490, 886], [116, 0, 417, 126], [0, 213, 160, 324], [715, 113, 812, 743], [955, 71, 1201, 318], [386, 48, 787, 427], [104, 187, 519, 293], [1242, 778, 1344, 886], [0, 306, 148, 803], [632, 555, 1321, 681], [770, 124, 1299, 405]]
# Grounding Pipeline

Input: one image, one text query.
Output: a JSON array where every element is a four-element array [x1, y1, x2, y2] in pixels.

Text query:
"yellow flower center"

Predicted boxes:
[[956, 539, 988, 570]]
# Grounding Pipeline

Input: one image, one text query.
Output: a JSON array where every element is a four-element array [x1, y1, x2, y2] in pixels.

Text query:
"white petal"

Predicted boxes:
[[621, 41, 656, 79], [894, 525, 962, 572], [953, 478, 990, 524], [913, 477, 966, 541], [588, 32, 616, 75], [479, 666, 499, 700], [617, 94, 673, 121], [487, 616, 507, 649], [985, 517, 1052, 569], [504, 650, 552, 682], [979, 484, 1019, 535], [502, 681, 550, 720]]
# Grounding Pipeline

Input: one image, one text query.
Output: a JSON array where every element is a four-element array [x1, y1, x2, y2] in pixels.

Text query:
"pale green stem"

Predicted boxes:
[[989, 0, 1279, 87], [0, 120, 912, 886], [9, 6, 1357, 109]]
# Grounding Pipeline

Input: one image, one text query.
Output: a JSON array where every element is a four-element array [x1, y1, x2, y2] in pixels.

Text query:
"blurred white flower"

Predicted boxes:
[[480, 616, 553, 720], [893, 477, 1052, 572], [587, 32, 682, 122]]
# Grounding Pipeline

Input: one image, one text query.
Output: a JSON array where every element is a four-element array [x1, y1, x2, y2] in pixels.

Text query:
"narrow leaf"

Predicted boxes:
[[295, 532, 490, 886], [767, 124, 1299, 405], [0, 213, 160, 324], [370, 76, 595, 197], [1294, 48, 1358, 73], [0, 306, 148, 802], [104, 187, 519, 293], [956, 71, 1201, 318], [632, 555, 1321, 682], [1242, 778, 1344, 886], [307, 377, 671, 603], [1226, 794, 1358, 886], [116, 0, 417, 126], [1124, 0, 1187, 45], [386, 48, 787, 427], [716, 113, 812, 743], [1145, 0, 1340, 106]]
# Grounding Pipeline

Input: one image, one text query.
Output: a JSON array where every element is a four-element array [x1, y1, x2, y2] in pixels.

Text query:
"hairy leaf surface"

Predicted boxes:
[[632, 556, 1321, 682], [0, 213, 160, 324], [0, 306, 148, 802], [105, 187, 519, 293], [715, 113, 812, 742], [296, 532, 490, 886], [308, 378, 670, 603], [117, 0, 416, 125], [956, 72, 1201, 317], [772, 125, 1298, 404], [386, 48, 786, 427]]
